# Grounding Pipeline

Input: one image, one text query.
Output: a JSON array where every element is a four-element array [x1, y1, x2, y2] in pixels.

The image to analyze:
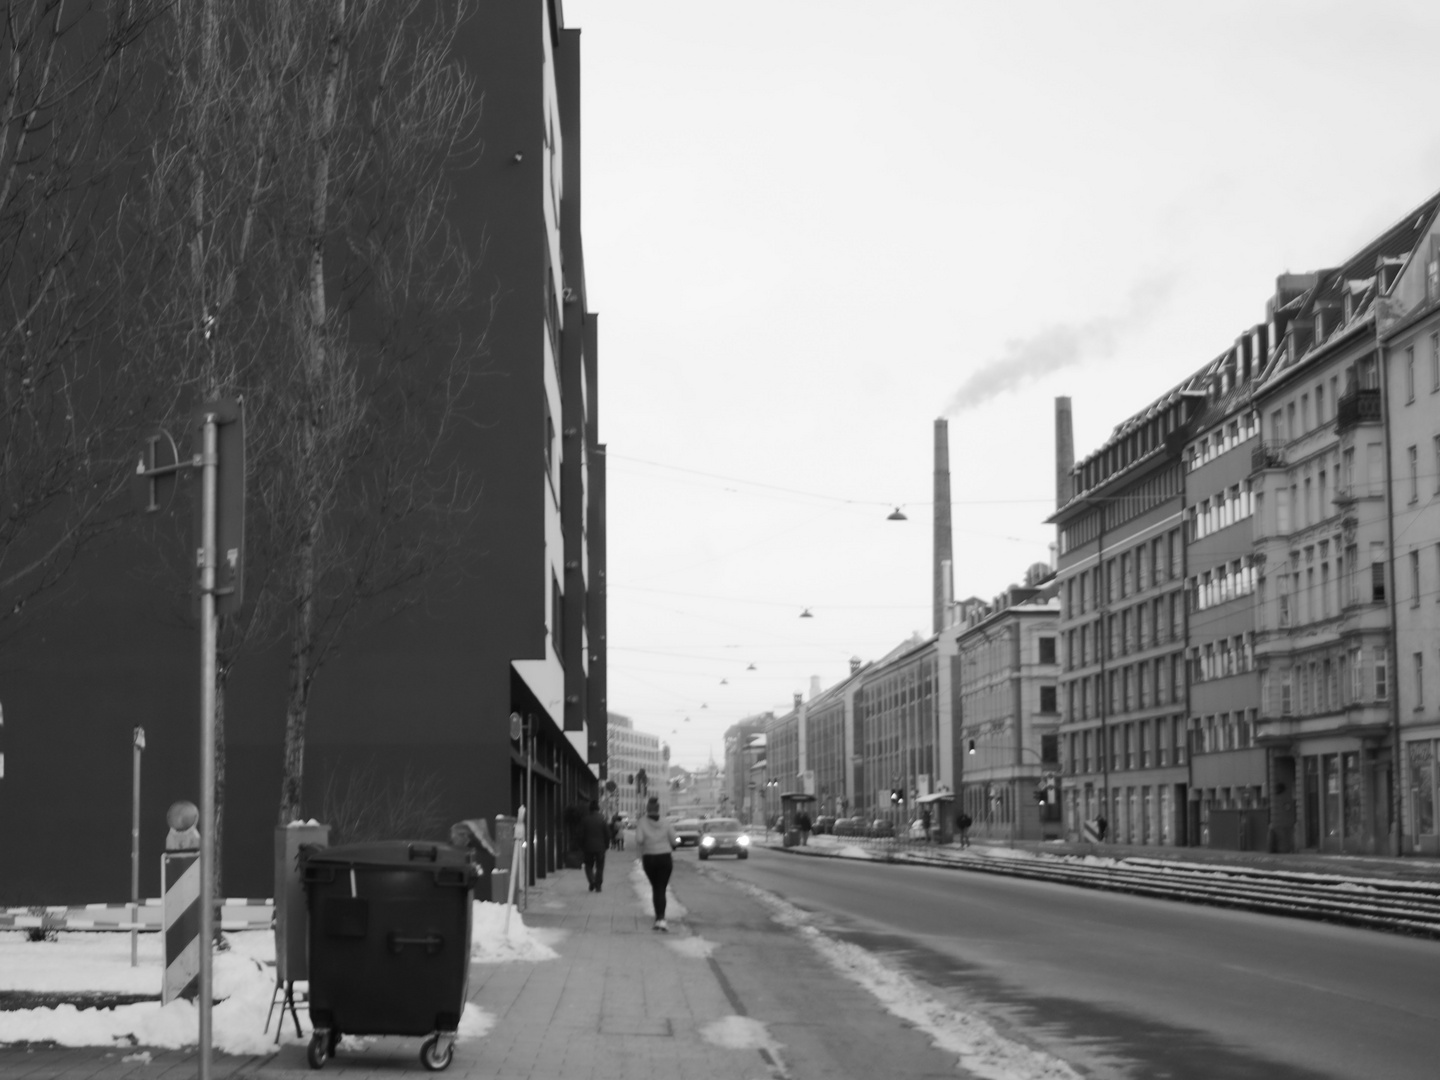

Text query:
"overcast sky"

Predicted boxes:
[[560, 0, 1440, 770]]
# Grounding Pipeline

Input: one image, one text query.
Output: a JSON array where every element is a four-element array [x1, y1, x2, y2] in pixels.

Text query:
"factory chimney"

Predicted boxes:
[[1054, 397, 1075, 510], [933, 418, 953, 634]]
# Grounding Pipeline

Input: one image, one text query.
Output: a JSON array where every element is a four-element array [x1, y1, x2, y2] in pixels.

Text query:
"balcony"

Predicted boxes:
[[1251, 442, 1286, 471], [1336, 388, 1380, 432]]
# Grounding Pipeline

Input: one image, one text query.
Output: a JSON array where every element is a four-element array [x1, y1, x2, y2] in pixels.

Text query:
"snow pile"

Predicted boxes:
[[0, 900, 560, 1051], [731, 879, 1084, 1080], [471, 901, 562, 962]]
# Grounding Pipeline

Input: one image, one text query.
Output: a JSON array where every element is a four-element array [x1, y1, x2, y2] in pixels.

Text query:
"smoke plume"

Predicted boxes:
[[943, 271, 1178, 415]]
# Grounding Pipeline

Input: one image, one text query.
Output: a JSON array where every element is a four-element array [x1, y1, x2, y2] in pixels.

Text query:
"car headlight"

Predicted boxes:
[[736, 834, 750, 846], [700, 835, 715, 847]]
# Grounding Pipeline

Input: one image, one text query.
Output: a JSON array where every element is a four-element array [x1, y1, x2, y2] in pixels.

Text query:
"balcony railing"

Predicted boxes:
[[1251, 441, 1286, 470], [1336, 388, 1381, 431]]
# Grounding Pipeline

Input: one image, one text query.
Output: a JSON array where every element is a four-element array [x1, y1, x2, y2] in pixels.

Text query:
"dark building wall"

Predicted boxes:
[[0, 0, 601, 903]]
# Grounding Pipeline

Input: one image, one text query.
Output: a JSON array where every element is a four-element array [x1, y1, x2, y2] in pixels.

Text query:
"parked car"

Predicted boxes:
[[672, 818, 703, 847], [697, 818, 750, 860], [867, 819, 895, 838], [906, 818, 929, 840], [834, 816, 867, 837], [812, 815, 837, 835]]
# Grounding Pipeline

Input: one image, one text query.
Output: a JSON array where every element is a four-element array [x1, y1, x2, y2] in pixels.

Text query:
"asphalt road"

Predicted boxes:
[[689, 844, 1440, 1080]]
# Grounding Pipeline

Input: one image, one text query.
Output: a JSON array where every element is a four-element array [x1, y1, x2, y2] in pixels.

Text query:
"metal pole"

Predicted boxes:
[[525, 725, 533, 909], [131, 727, 144, 967], [198, 413, 218, 1080]]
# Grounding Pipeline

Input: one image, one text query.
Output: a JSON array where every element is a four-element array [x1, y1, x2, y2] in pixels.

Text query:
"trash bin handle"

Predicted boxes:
[[407, 843, 439, 862], [388, 932, 444, 955]]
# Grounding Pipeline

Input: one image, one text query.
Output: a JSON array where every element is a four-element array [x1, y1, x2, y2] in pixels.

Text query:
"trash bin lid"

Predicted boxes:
[[303, 839, 474, 874]]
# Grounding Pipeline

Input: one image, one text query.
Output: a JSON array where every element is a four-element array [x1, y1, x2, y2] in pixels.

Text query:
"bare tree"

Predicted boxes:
[[125, 0, 483, 859], [0, 0, 155, 639]]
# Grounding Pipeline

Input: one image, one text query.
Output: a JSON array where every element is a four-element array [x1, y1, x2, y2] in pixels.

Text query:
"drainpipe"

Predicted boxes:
[[1378, 322, 1405, 857]]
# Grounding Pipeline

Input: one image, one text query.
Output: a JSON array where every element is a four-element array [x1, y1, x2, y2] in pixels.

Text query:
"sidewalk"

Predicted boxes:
[[0, 850, 796, 1080]]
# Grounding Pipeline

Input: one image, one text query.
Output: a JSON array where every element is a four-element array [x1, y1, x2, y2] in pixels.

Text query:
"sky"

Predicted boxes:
[[560, 0, 1440, 770]]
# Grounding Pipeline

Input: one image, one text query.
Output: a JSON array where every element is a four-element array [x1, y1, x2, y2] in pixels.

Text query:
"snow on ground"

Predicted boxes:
[[730, 878, 1083, 1080], [0, 900, 555, 1051], [699, 1015, 781, 1058], [665, 935, 718, 959]]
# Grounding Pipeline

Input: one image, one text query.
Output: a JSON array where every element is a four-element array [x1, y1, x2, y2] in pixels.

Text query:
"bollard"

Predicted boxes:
[[162, 801, 202, 1004]]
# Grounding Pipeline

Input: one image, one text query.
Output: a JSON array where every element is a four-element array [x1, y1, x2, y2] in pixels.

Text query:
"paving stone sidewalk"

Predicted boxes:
[[0, 850, 785, 1080]]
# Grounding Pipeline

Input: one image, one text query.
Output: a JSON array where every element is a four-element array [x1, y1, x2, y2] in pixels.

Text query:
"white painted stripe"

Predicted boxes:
[[163, 858, 202, 931], [163, 935, 202, 1003]]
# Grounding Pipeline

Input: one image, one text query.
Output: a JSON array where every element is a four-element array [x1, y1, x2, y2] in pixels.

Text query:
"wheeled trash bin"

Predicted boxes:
[[301, 840, 478, 1070]]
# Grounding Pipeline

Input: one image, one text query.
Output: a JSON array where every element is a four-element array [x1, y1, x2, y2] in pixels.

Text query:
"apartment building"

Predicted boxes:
[[605, 714, 666, 822], [1182, 329, 1268, 849], [805, 658, 866, 818], [1375, 211, 1440, 854], [953, 575, 1062, 842], [1250, 195, 1440, 854], [1052, 388, 1201, 846], [854, 635, 942, 822]]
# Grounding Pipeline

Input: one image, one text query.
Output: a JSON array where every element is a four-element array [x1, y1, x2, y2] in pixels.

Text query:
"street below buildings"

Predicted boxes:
[[701, 845, 1440, 1080]]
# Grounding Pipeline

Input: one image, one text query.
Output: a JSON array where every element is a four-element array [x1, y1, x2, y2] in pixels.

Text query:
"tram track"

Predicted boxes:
[[771, 841, 1440, 940]]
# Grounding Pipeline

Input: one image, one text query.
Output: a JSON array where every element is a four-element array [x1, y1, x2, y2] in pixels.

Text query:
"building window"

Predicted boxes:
[[1040, 685, 1057, 713], [1375, 647, 1388, 701], [1431, 331, 1440, 392], [1415, 653, 1424, 708], [1413, 550, 1422, 608], [1039, 637, 1056, 664], [1406, 346, 1417, 402], [1409, 445, 1419, 503], [1372, 543, 1387, 603]]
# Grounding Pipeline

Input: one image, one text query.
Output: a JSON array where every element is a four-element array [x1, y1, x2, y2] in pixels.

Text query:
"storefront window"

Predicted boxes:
[[1304, 756, 1319, 847]]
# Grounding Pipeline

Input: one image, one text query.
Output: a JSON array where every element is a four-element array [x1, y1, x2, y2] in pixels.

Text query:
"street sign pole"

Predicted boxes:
[[197, 411, 219, 1080]]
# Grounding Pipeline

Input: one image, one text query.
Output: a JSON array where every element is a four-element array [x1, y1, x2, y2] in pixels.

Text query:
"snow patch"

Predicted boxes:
[[732, 879, 1084, 1080], [699, 1015, 774, 1051], [666, 935, 718, 959]]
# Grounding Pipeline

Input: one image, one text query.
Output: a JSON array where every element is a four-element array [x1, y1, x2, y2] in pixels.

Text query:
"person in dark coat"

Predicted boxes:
[[581, 800, 611, 892], [796, 809, 812, 845], [956, 810, 973, 848]]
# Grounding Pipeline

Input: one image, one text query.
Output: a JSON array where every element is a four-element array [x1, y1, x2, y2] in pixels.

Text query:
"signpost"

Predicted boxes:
[[134, 399, 245, 1080], [130, 726, 145, 968]]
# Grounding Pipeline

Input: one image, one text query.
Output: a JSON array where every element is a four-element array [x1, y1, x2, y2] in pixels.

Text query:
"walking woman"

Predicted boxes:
[[635, 796, 679, 931]]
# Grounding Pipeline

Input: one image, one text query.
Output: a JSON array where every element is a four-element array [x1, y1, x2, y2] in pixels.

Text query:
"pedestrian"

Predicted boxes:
[[610, 813, 624, 851], [956, 810, 972, 848], [796, 809, 812, 845], [635, 795, 679, 931], [921, 806, 932, 842], [1095, 812, 1108, 843], [581, 799, 610, 893]]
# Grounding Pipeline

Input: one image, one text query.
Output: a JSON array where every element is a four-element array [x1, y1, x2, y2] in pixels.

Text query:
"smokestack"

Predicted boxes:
[[809, 675, 821, 700], [933, 418, 953, 635], [1054, 397, 1075, 509], [849, 656, 861, 676]]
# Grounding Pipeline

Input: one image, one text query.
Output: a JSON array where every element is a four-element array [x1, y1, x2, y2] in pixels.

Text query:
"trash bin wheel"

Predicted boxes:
[[307, 1033, 330, 1070], [420, 1034, 454, 1071]]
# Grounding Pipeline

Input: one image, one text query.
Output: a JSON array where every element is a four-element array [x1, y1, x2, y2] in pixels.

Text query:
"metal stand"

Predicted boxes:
[[263, 978, 305, 1043]]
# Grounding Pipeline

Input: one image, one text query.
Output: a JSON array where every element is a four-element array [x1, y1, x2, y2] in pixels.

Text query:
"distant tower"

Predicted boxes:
[[933, 418, 953, 634], [1055, 397, 1074, 510]]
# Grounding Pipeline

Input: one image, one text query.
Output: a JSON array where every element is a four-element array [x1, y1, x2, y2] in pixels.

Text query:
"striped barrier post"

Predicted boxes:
[[1082, 819, 1101, 844], [162, 851, 202, 1003]]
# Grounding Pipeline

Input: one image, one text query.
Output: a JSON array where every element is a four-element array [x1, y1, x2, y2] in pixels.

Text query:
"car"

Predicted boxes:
[[697, 817, 750, 860], [812, 815, 837, 835], [834, 816, 867, 837], [867, 819, 895, 838], [672, 818, 703, 847], [906, 818, 929, 840]]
